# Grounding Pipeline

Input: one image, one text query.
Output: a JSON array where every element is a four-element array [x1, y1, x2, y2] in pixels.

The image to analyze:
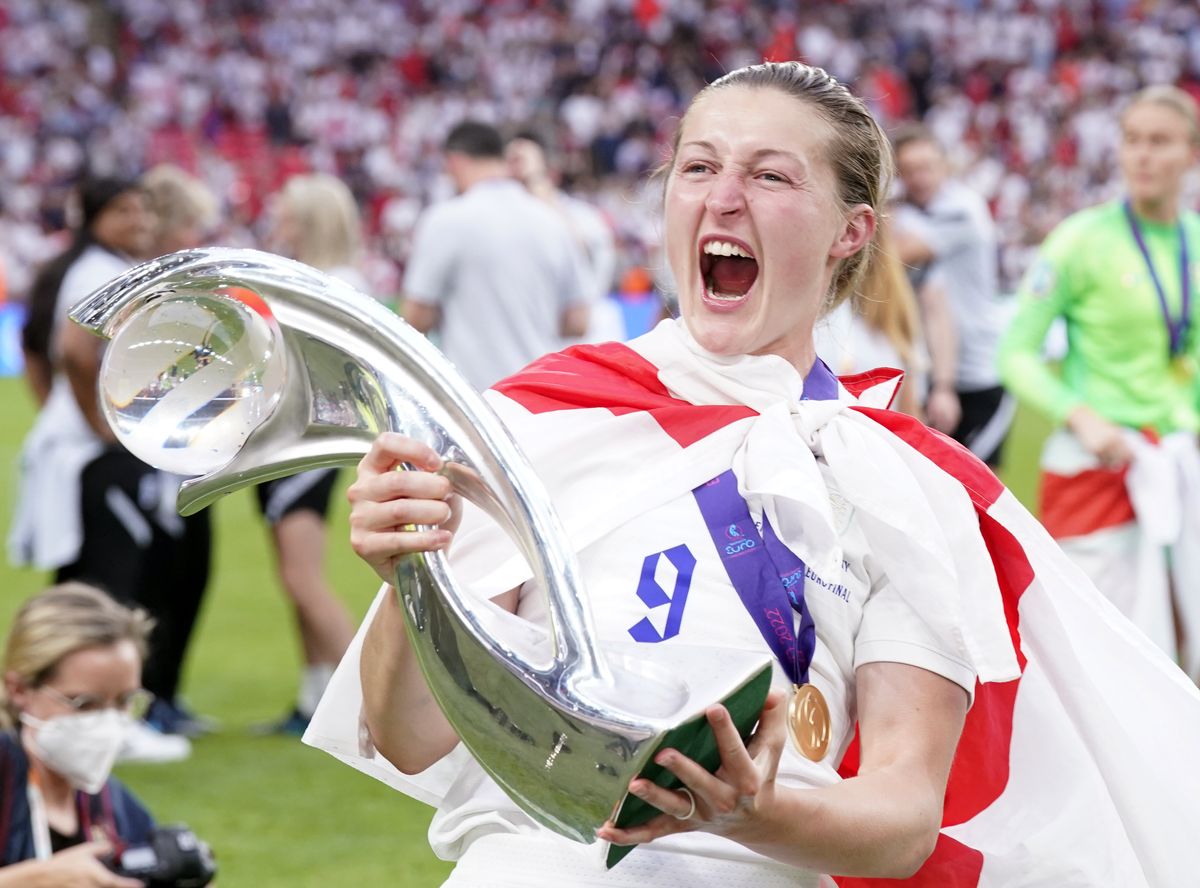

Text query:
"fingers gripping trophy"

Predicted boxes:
[[69, 247, 774, 869]]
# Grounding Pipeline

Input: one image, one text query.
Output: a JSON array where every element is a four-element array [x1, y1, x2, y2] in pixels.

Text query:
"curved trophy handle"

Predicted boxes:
[[70, 248, 772, 852], [70, 247, 606, 686]]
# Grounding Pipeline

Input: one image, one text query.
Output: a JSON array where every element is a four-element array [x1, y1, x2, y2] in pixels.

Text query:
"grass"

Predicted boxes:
[[0, 377, 452, 887], [0, 375, 1048, 886]]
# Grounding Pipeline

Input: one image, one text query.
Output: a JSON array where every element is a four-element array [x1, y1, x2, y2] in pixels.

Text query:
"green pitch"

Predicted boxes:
[[0, 376, 1047, 886], [0, 378, 452, 887]]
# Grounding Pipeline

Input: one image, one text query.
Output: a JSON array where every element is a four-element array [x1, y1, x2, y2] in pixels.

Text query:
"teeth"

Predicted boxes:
[[702, 240, 752, 259], [705, 284, 744, 301]]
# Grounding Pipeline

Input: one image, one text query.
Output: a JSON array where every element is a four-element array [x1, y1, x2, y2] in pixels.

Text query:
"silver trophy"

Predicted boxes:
[[70, 248, 772, 866]]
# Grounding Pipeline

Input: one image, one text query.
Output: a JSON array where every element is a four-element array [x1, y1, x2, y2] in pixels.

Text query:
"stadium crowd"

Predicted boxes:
[[4, 1, 1200, 882], [2, 0, 1199, 304]]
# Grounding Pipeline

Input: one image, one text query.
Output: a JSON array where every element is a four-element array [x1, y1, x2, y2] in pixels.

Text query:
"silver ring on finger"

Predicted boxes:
[[672, 787, 697, 821]]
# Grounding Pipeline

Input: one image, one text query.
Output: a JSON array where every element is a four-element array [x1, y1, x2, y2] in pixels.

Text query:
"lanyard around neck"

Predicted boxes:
[[26, 768, 105, 859], [692, 470, 817, 687], [1123, 200, 1192, 357]]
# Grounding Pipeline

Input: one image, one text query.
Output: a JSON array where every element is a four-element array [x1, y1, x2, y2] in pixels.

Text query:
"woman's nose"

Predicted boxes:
[[705, 171, 747, 216]]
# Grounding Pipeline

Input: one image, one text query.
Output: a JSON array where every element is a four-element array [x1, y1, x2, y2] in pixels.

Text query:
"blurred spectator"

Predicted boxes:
[[506, 128, 623, 342], [7, 175, 190, 763], [402, 121, 586, 390], [254, 173, 361, 735], [18, 180, 138, 407], [135, 164, 221, 740], [142, 163, 219, 256], [815, 225, 926, 419], [998, 85, 1200, 676], [0, 583, 155, 886], [893, 124, 1014, 468], [4, 0, 1197, 319]]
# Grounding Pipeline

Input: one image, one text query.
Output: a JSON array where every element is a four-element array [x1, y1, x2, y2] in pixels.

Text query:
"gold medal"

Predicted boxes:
[[1171, 354, 1197, 385], [787, 683, 831, 761]]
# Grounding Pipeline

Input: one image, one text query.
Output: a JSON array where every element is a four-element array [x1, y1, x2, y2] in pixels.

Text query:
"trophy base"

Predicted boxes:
[[604, 662, 773, 868]]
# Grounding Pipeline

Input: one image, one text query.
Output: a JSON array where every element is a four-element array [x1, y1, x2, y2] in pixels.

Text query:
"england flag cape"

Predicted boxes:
[[307, 319, 1200, 887]]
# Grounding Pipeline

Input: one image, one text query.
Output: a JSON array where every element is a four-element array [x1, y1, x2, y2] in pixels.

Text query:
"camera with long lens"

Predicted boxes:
[[105, 825, 217, 887]]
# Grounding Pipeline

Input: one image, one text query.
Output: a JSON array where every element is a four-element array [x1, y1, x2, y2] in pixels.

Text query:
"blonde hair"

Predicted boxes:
[[1, 583, 153, 729], [669, 61, 893, 309], [142, 164, 219, 250], [1122, 84, 1200, 144], [855, 226, 920, 369], [277, 174, 363, 271]]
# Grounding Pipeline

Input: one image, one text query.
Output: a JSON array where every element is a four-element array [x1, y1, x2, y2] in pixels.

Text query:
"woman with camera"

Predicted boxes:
[[0, 583, 155, 887]]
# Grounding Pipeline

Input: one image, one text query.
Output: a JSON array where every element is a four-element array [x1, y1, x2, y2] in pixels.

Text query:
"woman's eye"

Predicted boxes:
[[682, 162, 711, 174], [758, 172, 787, 183]]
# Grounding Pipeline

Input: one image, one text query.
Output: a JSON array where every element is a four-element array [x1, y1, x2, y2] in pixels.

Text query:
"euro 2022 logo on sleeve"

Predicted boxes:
[[628, 544, 696, 643]]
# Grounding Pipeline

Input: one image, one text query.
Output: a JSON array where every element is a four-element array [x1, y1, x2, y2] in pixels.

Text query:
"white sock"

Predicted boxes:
[[298, 663, 337, 718]]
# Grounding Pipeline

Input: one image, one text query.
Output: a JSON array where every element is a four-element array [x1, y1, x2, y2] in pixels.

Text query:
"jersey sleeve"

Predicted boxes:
[[402, 205, 458, 306], [997, 222, 1085, 423], [854, 567, 977, 698]]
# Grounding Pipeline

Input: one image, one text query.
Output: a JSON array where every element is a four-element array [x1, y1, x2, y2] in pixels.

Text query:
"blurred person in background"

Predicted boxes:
[[506, 129, 624, 343], [7, 176, 189, 763], [892, 125, 1013, 468], [403, 121, 588, 391], [0, 583, 156, 887], [815, 224, 927, 418], [142, 164, 219, 257], [19, 180, 146, 406], [999, 85, 1200, 678], [254, 173, 361, 735], [134, 165, 222, 739]]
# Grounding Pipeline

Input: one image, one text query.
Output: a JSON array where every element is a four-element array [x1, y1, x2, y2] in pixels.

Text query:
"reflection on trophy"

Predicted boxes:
[[70, 248, 772, 867]]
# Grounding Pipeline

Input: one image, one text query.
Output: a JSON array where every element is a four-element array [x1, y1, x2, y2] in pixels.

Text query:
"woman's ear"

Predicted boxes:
[[4, 671, 30, 713], [829, 204, 877, 260]]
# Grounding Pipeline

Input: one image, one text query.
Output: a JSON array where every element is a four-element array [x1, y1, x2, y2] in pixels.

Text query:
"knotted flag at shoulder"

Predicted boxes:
[[307, 319, 1200, 886], [483, 323, 1200, 888]]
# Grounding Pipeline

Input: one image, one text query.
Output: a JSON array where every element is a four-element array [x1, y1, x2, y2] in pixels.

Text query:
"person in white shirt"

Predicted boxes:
[[505, 129, 624, 344], [892, 125, 1013, 467], [402, 121, 589, 391]]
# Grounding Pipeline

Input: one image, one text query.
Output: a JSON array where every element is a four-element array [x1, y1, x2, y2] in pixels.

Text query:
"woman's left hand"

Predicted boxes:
[[597, 689, 788, 847]]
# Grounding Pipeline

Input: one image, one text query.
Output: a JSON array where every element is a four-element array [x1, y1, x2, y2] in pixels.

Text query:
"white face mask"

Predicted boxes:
[[21, 709, 131, 794]]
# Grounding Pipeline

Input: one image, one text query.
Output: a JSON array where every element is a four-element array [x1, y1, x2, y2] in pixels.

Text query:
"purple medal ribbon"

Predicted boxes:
[[1124, 200, 1193, 357], [687, 359, 835, 686], [801, 357, 839, 402], [692, 471, 816, 687]]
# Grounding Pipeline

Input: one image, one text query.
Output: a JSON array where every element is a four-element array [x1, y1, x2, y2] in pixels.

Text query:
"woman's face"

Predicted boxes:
[[92, 191, 154, 258], [1119, 102, 1198, 210], [664, 85, 873, 370], [12, 641, 142, 728]]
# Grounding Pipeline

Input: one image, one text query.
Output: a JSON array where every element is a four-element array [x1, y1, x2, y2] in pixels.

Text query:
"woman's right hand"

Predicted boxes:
[[1067, 405, 1133, 468], [347, 433, 461, 584]]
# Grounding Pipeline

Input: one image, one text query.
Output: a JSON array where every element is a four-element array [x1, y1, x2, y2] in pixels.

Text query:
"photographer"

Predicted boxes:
[[0, 583, 157, 886]]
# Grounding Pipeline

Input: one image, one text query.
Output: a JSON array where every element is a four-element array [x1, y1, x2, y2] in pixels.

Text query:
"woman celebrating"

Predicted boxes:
[[0, 584, 155, 887], [322, 62, 969, 885], [307, 64, 1200, 886], [998, 86, 1200, 674]]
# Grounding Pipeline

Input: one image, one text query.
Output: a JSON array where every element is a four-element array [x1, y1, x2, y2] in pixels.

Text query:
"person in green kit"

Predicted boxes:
[[999, 84, 1200, 680]]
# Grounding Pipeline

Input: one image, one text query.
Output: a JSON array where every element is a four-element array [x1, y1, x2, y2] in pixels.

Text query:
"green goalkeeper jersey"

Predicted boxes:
[[999, 200, 1200, 434]]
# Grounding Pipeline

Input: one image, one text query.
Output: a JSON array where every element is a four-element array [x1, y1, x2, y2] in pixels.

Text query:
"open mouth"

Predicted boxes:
[[700, 239, 759, 303]]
